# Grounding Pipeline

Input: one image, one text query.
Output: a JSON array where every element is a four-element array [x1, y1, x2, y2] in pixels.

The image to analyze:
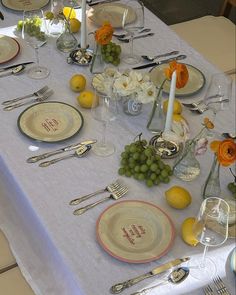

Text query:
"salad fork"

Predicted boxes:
[[204, 285, 214, 295], [2, 85, 49, 106], [3, 89, 54, 111], [73, 185, 128, 215], [69, 179, 124, 205], [213, 276, 231, 295]]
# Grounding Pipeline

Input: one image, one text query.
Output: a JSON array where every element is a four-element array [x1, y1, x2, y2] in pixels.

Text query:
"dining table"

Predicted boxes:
[[0, 1, 235, 295]]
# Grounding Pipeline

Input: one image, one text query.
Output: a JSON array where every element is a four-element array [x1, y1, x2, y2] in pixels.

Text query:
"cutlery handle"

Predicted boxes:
[[133, 33, 154, 40], [2, 93, 33, 106], [69, 188, 106, 205], [130, 281, 168, 295], [73, 196, 110, 215], [39, 154, 75, 167], [3, 100, 31, 111], [154, 50, 179, 59], [27, 150, 64, 163], [110, 272, 152, 294]]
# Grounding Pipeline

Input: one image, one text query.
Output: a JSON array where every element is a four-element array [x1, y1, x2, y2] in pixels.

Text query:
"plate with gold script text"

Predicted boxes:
[[1, 0, 50, 11], [96, 200, 175, 263]]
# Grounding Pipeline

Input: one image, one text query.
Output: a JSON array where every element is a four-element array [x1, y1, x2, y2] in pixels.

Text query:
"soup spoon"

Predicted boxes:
[[141, 50, 179, 61], [39, 145, 91, 167], [130, 267, 190, 295]]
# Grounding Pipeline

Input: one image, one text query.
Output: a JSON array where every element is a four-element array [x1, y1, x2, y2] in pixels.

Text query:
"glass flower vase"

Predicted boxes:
[[56, 23, 77, 53], [122, 93, 142, 116], [146, 88, 165, 133], [202, 154, 221, 199], [173, 139, 201, 181], [90, 43, 105, 74]]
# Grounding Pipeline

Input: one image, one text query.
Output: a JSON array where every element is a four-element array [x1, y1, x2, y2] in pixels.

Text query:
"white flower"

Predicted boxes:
[[195, 137, 208, 155], [137, 82, 157, 104], [113, 76, 138, 96]]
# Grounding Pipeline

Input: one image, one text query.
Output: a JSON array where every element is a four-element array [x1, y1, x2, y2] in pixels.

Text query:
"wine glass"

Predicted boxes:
[[91, 91, 118, 157], [122, 0, 144, 64], [189, 197, 229, 279], [203, 72, 232, 120], [22, 9, 50, 79]]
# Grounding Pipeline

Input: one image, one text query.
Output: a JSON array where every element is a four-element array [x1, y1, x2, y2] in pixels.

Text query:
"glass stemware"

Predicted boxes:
[[91, 91, 118, 157], [22, 9, 50, 79], [122, 0, 144, 64], [189, 197, 229, 280], [203, 72, 232, 120]]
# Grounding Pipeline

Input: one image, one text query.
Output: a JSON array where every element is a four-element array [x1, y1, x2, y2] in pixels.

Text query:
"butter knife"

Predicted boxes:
[[110, 257, 190, 294], [0, 61, 34, 72], [132, 54, 187, 70], [26, 140, 97, 163]]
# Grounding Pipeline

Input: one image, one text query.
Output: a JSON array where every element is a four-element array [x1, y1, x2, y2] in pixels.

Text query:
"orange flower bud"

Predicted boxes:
[[164, 61, 189, 89]]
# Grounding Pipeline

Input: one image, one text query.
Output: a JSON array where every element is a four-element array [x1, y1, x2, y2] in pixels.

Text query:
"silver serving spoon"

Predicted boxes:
[[130, 267, 190, 295], [142, 50, 179, 61], [39, 145, 91, 167]]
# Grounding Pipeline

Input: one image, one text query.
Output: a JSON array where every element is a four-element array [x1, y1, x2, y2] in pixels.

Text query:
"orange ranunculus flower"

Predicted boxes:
[[203, 117, 214, 129], [95, 23, 114, 45], [210, 139, 236, 166], [165, 61, 189, 89]]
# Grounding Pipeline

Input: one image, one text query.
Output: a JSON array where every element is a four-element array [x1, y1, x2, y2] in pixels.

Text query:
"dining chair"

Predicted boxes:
[[0, 230, 35, 295], [220, 0, 236, 17]]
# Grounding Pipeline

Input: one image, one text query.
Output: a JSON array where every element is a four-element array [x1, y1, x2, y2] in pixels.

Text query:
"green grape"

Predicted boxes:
[[134, 165, 140, 173], [146, 179, 154, 187], [163, 177, 170, 183], [138, 173, 145, 181], [140, 164, 148, 173], [125, 171, 132, 177], [146, 159, 152, 166], [133, 152, 140, 160], [150, 173, 157, 181], [150, 163, 158, 172], [118, 167, 125, 175], [161, 170, 168, 178]]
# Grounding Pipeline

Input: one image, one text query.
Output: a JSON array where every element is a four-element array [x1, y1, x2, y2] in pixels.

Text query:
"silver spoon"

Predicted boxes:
[[142, 50, 179, 61], [130, 267, 190, 295], [39, 145, 91, 167]]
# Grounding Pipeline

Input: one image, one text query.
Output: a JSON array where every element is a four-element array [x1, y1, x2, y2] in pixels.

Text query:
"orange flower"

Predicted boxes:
[[165, 61, 189, 89], [203, 117, 214, 129], [210, 139, 236, 166], [95, 23, 114, 45]]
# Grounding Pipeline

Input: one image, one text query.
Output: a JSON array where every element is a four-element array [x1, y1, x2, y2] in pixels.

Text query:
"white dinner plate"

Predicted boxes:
[[1, 0, 50, 11], [149, 63, 206, 97], [88, 3, 136, 28], [17, 102, 84, 143], [0, 35, 20, 64], [96, 200, 175, 263], [230, 247, 236, 274]]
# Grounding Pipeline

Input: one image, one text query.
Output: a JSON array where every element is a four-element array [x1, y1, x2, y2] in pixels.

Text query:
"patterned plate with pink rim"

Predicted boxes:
[[96, 200, 175, 263]]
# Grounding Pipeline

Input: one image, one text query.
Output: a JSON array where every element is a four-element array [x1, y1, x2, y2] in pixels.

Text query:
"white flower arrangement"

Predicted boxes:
[[92, 68, 158, 104]]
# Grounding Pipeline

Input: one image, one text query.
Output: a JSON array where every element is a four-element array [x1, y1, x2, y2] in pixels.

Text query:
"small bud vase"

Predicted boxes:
[[202, 154, 221, 199], [90, 43, 105, 74], [173, 139, 201, 181], [56, 23, 77, 53]]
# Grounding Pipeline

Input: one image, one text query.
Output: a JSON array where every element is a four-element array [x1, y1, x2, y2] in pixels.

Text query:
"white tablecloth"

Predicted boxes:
[[0, 3, 235, 295]]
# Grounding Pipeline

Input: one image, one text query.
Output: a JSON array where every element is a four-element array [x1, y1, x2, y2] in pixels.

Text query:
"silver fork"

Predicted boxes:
[[204, 285, 214, 295], [73, 185, 128, 215], [2, 85, 49, 106], [189, 99, 229, 114], [182, 94, 222, 108], [117, 33, 154, 43], [213, 276, 231, 295], [3, 89, 54, 111], [69, 179, 124, 205]]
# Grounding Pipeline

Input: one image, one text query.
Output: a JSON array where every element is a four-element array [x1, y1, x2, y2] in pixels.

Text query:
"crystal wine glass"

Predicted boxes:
[[203, 72, 232, 120], [189, 197, 229, 280], [22, 9, 50, 79], [122, 0, 144, 64], [91, 91, 118, 157]]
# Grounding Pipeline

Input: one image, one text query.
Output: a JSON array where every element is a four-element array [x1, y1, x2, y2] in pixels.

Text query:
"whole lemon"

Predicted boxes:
[[77, 90, 98, 108], [163, 99, 182, 114], [165, 185, 192, 209], [70, 18, 81, 33], [69, 74, 86, 92], [181, 217, 199, 246]]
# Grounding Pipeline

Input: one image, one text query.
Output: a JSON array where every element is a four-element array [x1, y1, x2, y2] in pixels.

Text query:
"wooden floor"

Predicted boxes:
[[142, 0, 236, 24]]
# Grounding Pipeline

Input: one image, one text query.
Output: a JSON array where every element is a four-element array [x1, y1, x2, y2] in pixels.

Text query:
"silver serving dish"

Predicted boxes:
[[67, 48, 93, 66]]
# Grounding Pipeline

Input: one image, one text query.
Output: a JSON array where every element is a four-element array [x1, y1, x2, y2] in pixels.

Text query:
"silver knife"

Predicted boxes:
[[0, 65, 25, 77], [110, 257, 190, 294], [0, 61, 34, 72], [26, 140, 97, 163], [132, 54, 187, 70]]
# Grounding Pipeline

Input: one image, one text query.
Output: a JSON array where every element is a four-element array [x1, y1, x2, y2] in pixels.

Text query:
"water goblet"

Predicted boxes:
[[189, 197, 230, 280], [122, 0, 144, 64], [22, 9, 50, 79], [91, 91, 118, 157]]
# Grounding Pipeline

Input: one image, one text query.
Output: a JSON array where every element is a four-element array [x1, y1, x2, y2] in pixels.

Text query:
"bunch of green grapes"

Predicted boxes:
[[118, 138, 173, 187], [101, 41, 121, 66], [17, 17, 46, 41]]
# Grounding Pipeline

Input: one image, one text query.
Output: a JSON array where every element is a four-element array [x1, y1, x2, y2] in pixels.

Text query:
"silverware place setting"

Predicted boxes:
[[3, 89, 54, 111], [0, 64, 25, 78], [73, 182, 128, 216], [213, 276, 232, 295], [113, 28, 151, 39], [69, 179, 124, 205], [117, 32, 155, 43], [189, 99, 229, 114], [141, 50, 179, 62], [182, 94, 222, 108], [0, 61, 34, 73]]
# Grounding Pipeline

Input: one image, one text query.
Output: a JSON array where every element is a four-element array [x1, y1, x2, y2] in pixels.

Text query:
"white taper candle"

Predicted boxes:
[[81, 0, 87, 49], [164, 70, 176, 132]]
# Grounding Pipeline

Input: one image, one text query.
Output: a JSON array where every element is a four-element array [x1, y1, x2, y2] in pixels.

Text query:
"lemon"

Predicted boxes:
[[77, 90, 98, 109], [63, 7, 76, 20], [163, 99, 182, 114], [69, 18, 81, 33], [181, 217, 199, 246], [69, 74, 86, 92], [165, 185, 192, 209]]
